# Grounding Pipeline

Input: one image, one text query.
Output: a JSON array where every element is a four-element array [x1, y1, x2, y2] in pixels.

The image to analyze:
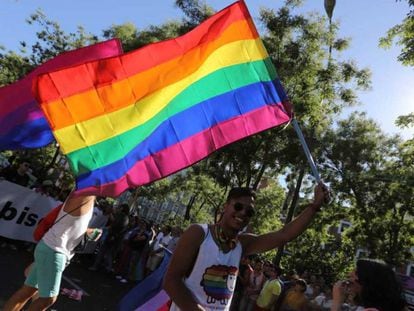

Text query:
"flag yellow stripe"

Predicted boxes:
[[41, 19, 257, 130], [55, 38, 268, 154]]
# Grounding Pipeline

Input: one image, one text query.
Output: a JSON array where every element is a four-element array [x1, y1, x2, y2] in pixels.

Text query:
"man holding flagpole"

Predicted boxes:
[[164, 183, 329, 311]]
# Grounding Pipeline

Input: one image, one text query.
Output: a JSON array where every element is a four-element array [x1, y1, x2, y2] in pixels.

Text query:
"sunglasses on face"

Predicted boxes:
[[233, 202, 255, 218]]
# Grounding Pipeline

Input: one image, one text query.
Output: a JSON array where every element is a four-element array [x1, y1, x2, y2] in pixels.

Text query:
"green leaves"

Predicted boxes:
[[1, 0, 412, 279], [320, 112, 414, 267], [380, 1, 414, 66]]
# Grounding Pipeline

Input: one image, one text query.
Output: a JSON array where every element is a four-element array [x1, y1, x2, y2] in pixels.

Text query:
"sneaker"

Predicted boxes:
[[120, 278, 128, 283], [9, 244, 17, 251], [115, 275, 123, 280]]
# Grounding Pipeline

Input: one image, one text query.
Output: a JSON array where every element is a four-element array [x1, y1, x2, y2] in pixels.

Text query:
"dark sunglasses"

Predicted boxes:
[[233, 202, 255, 218]]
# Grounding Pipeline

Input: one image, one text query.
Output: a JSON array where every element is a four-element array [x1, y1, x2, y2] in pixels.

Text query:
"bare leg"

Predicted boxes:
[[2, 285, 37, 311], [26, 296, 57, 311]]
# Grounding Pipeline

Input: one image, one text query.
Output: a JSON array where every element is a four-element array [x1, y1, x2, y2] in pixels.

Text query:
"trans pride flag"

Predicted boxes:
[[34, 1, 292, 197], [0, 39, 122, 150]]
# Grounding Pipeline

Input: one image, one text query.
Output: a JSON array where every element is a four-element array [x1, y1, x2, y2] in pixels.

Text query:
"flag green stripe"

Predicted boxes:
[[68, 58, 277, 176]]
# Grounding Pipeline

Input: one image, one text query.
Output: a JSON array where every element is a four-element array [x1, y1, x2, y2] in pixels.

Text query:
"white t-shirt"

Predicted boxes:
[[42, 207, 93, 260], [170, 224, 242, 311]]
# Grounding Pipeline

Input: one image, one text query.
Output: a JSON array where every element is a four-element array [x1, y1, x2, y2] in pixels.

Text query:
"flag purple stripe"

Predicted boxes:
[[0, 101, 42, 134], [77, 104, 290, 196], [0, 117, 53, 149]]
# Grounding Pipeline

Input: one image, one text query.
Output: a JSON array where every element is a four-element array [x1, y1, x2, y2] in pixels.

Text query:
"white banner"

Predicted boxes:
[[0, 181, 61, 242]]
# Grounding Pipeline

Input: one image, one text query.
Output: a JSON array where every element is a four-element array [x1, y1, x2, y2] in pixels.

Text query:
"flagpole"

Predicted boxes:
[[291, 119, 321, 183]]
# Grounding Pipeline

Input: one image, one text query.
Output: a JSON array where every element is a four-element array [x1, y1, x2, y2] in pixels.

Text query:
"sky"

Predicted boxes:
[[1, 0, 413, 139]]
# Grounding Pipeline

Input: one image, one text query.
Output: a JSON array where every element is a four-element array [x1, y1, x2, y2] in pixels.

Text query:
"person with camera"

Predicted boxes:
[[330, 259, 407, 311]]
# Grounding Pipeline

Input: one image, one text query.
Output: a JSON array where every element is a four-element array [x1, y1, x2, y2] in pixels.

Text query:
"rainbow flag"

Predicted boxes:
[[34, 1, 292, 197], [0, 39, 123, 150]]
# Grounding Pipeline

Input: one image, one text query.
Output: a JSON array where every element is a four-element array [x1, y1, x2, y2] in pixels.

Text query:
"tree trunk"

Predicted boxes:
[[252, 162, 267, 190], [273, 168, 305, 266], [184, 194, 197, 220], [281, 186, 294, 213], [47, 144, 60, 170]]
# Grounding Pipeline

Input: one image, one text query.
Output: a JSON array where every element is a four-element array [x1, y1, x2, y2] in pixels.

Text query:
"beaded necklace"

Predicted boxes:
[[214, 224, 238, 252]]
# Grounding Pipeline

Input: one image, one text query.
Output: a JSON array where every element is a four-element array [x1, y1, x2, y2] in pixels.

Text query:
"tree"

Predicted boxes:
[[380, 0, 414, 66], [7, 1, 411, 279], [321, 112, 414, 267], [396, 112, 414, 130], [101, 0, 370, 194], [0, 50, 32, 86], [25, 10, 98, 65], [201, 0, 371, 198], [249, 180, 285, 235], [102, 0, 214, 53]]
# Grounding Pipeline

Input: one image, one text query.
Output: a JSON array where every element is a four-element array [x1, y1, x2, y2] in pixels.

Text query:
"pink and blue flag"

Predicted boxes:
[[0, 39, 123, 150]]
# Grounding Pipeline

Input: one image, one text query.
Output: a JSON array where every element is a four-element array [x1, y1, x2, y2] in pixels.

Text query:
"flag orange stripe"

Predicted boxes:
[[35, 2, 254, 103], [40, 19, 258, 130]]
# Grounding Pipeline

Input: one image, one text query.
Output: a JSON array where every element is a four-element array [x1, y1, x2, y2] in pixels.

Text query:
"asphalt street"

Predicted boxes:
[[0, 245, 136, 310]]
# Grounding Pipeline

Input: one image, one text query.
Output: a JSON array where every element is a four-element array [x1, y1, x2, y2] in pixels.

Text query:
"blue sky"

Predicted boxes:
[[1, 0, 413, 139]]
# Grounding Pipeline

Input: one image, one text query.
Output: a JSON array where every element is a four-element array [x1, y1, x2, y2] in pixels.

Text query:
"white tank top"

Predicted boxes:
[[42, 207, 93, 260], [170, 224, 242, 311]]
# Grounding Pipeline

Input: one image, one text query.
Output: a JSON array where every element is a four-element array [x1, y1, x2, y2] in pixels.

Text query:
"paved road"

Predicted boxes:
[[0, 246, 136, 310]]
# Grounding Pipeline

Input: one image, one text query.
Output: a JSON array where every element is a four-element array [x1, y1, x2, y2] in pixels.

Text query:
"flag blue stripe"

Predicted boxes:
[[76, 79, 287, 189]]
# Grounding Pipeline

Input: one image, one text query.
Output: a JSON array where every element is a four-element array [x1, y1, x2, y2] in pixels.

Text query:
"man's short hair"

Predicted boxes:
[[226, 187, 256, 202]]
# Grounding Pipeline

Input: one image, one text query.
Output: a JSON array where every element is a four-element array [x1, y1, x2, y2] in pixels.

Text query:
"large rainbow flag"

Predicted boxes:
[[34, 1, 292, 197], [0, 39, 122, 150]]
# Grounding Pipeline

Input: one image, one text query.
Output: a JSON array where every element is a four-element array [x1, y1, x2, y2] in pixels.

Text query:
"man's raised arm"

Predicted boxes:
[[240, 183, 329, 255]]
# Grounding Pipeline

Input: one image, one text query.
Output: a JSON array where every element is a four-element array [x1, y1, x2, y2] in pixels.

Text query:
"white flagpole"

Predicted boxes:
[[292, 119, 321, 183]]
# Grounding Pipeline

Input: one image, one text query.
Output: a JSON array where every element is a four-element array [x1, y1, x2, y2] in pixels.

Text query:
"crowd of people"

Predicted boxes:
[[0, 158, 409, 311], [228, 256, 407, 311], [86, 201, 182, 284]]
